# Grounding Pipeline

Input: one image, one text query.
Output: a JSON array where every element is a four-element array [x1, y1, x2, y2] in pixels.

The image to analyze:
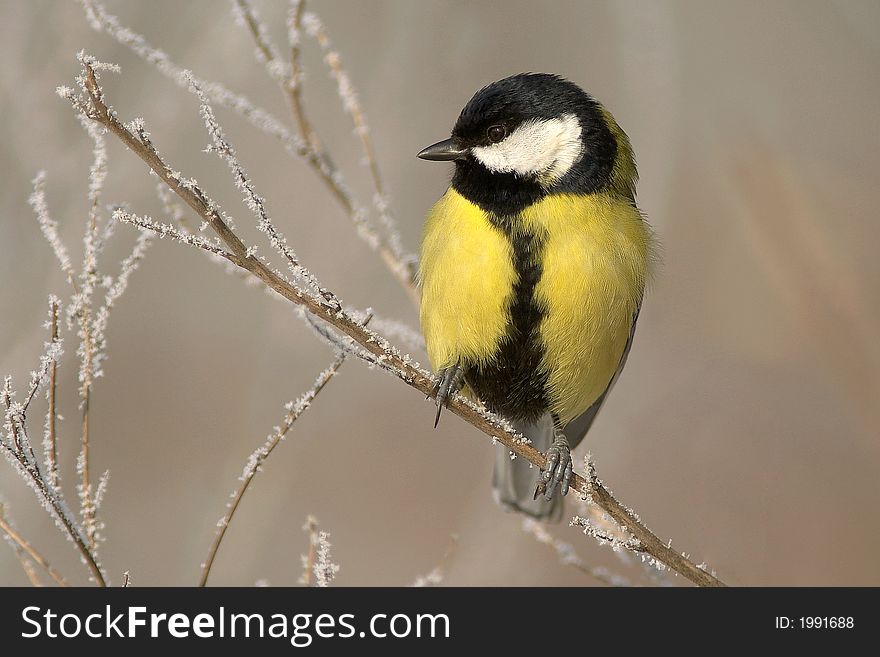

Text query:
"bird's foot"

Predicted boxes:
[[430, 364, 465, 428], [534, 428, 572, 501]]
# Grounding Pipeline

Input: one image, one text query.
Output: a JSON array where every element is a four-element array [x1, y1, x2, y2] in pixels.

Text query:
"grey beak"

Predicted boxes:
[[417, 138, 469, 161]]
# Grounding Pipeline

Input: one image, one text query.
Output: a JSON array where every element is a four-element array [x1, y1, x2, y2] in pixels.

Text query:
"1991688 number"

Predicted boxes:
[[800, 617, 854, 629]]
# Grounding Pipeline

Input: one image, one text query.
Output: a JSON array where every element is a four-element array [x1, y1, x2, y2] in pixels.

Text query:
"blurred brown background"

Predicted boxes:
[[1, 0, 879, 586]]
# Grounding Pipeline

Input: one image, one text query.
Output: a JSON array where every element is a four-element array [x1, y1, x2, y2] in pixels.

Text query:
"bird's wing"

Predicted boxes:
[[566, 301, 642, 451]]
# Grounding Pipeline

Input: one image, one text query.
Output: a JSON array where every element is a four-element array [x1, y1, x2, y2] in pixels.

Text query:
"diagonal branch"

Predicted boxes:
[[199, 352, 345, 587], [67, 60, 725, 588]]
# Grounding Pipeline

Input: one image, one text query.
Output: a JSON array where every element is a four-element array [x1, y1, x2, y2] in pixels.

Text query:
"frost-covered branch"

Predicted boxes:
[[1, 353, 106, 586], [68, 58, 725, 588], [70, 98, 112, 548], [43, 297, 61, 490], [2, 64, 155, 583], [3, 329, 103, 583], [300, 7, 415, 295], [297, 515, 339, 587], [79, 0, 308, 158], [113, 210, 233, 259], [92, 230, 152, 380], [80, 0, 417, 301], [311, 524, 339, 588], [234, 0, 417, 301], [199, 354, 346, 586], [189, 73, 338, 306], [287, 0, 317, 151], [29, 173, 76, 286]]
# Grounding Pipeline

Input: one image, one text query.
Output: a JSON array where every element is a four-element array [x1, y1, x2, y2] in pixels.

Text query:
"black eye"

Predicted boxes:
[[487, 124, 507, 143]]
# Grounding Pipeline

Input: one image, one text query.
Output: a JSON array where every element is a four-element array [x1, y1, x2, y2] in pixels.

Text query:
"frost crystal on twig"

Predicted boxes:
[[29, 173, 75, 283], [232, 0, 289, 82], [569, 455, 637, 555], [569, 514, 644, 560], [92, 229, 152, 380], [186, 73, 337, 307], [93, 470, 110, 511], [42, 297, 62, 490], [113, 210, 230, 258], [312, 530, 339, 587], [298, 515, 339, 587]]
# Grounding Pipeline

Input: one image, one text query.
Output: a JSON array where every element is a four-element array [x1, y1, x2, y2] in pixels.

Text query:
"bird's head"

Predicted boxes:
[[418, 73, 636, 211]]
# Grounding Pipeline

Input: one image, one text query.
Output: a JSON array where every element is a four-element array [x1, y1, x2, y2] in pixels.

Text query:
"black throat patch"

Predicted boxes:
[[463, 212, 550, 422], [451, 160, 547, 218]]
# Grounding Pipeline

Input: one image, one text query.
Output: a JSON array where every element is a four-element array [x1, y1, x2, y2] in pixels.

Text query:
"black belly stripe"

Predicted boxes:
[[463, 213, 550, 422]]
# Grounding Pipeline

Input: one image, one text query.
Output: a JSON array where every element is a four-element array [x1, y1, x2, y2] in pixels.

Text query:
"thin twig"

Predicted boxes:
[[0, 507, 69, 587], [303, 7, 416, 299], [287, 0, 317, 153], [29, 172, 78, 288], [74, 109, 110, 550], [198, 353, 346, 587], [1, 346, 106, 587], [79, 394, 93, 539], [304, 10, 386, 209], [46, 298, 60, 489], [235, 0, 418, 303], [10, 157, 109, 587], [70, 60, 725, 588], [81, 0, 417, 301], [311, 526, 339, 587], [1, 421, 106, 586]]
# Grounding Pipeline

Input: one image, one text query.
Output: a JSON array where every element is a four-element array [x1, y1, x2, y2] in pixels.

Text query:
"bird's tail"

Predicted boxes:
[[492, 414, 563, 521]]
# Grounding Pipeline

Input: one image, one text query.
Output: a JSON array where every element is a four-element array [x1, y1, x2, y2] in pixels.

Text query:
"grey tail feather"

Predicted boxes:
[[492, 414, 563, 522]]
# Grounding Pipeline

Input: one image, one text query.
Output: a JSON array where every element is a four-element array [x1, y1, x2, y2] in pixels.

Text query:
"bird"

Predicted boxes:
[[417, 73, 653, 520]]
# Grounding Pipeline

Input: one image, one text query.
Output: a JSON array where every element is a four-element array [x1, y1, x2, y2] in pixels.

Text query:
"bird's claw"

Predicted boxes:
[[535, 433, 572, 500], [431, 364, 464, 428]]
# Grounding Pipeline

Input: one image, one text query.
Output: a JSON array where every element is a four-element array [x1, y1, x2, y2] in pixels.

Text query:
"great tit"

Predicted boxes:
[[418, 73, 652, 519]]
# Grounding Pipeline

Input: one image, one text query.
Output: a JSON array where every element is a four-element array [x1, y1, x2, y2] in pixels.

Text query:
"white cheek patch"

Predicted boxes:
[[471, 113, 584, 184]]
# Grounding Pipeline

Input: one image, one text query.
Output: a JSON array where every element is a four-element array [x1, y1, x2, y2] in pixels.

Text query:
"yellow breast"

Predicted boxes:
[[419, 189, 516, 369], [522, 194, 650, 424], [419, 188, 651, 426]]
